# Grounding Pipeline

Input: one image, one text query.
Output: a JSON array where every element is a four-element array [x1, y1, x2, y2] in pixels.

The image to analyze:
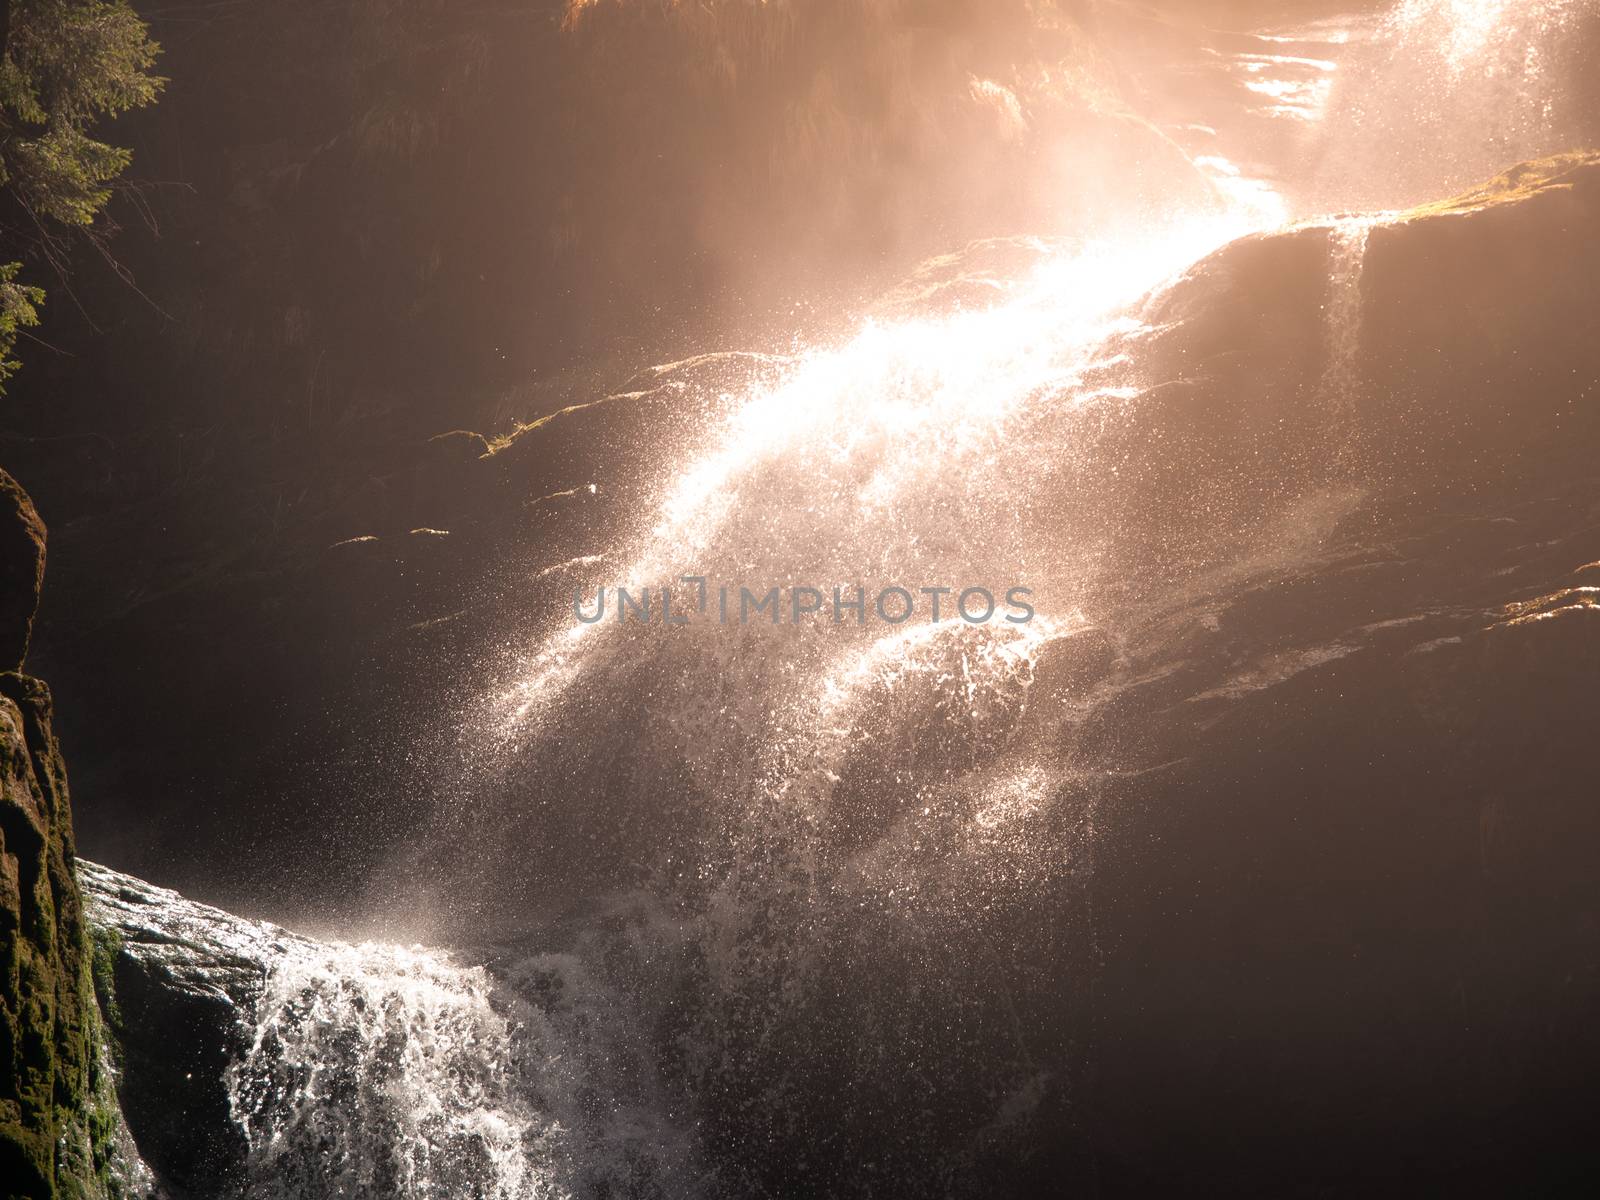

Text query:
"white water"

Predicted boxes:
[[228, 944, 567, 1199], [1318, 213, 1383, 443], [1316, 0, 1593, 208], [227, 940, 697, 1199]]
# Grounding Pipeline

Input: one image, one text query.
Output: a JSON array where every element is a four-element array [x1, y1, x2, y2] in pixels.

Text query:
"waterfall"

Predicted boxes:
[[223, 937, 704, 1199], [449, 212, 1262, 925], [1318, 215, 1380, 441], [1315, 0, 1593, 209], [199, 2, 1590, 1195], [226, 943, 569, 1200]]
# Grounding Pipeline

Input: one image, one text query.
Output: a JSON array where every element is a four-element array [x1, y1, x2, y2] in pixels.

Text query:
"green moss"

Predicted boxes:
[[2, 672, 129, 1200], [482, 390, 637, 456], [1404, 149, 1600, 219], [88, 927, 123, 1039], [60, 996, 132, 1200]]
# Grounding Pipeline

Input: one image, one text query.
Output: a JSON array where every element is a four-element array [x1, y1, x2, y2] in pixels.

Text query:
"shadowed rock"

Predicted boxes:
[[0, 468, 45, 670]]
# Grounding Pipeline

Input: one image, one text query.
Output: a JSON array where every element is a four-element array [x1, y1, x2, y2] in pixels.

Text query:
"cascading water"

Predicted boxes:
[[1314, 0, 1595, 209], [227, 944, 567, 1200], [222, 936, 702, 1200], [205, 2, 1591, 1195], [1317, 214, 1382, 441]]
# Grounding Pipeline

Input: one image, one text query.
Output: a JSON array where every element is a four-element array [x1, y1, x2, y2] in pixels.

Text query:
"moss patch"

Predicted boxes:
[[1, 671, 126, 1199], [1404, 149, 1600, 219]]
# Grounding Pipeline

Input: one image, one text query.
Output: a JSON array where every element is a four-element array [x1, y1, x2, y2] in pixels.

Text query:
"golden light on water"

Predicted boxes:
[[492, 206, 1267, 738], [1392, 0, 1574, 70], [815, 613, 1073, 720], [1235, 56, 1339, 122], [485, 0, 1592, 859], [654, 213, 1262, 544], [972, 764, 1050, 831]]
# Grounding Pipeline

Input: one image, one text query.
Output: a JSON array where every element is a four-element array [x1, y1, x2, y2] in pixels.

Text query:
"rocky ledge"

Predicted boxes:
[[77, 863, 315, 1198]]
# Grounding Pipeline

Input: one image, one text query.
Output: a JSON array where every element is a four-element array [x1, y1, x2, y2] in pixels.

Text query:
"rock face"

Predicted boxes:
[[0, 468, 126, 1199], [838, 152, 1600, 1193], [1080, 568, 1600, 1194], [961, 153, 1600, 1191], [0, 671, 91, 1199], [79, 862, 305, 1198], [1, 468, 79, 1196], [0, 469, 45, 671]]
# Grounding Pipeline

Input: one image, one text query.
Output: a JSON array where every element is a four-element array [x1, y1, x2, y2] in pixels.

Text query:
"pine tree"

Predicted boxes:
[[0, 0, 163, 395]]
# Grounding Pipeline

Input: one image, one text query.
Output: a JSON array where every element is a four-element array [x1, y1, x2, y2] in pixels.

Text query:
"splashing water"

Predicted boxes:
[[228, 943, 570, 1200], [452, 206, 1282, 939], [1233, 48, 1343, 123], [449, 0, 1597, 952], [1316, 0, 1592, 208], [1318, 214, 1384, 441], [1391, 0, 1577, 73], [492, 212, 1265, 739], [484, 0, 1594, 785], [320, 0, 1591, 1192], [491, 0, 1595, 758]]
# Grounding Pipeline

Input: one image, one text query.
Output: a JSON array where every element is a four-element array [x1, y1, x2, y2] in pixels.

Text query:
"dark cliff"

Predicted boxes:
[[0, 473, 135, 1199]]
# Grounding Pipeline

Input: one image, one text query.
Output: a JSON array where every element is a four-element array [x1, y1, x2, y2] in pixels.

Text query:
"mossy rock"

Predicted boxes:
[[0, 470, 46, 671], [1, 472, 136, 1200]]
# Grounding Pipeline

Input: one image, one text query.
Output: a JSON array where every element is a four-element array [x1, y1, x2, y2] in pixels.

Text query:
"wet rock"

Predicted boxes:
[[1070, 150, 1600, 579], [2, 469, 155, 1199], [0, 469, 45, 670], [80, 862, 309, 1198], [1082, 556, 1600, 1192], [0, 665, 136, 1199]]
